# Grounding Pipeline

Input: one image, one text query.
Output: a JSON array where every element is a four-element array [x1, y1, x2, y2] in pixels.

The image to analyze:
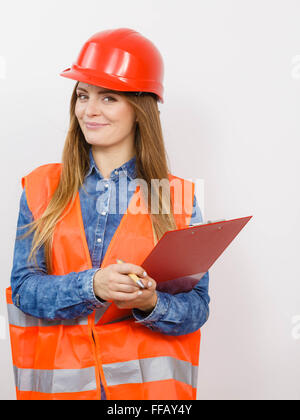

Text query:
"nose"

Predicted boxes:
[[85, 97, 103, 117]]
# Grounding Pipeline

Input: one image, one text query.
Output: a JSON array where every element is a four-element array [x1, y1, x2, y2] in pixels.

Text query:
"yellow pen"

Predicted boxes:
[[116, 259, 145, 289]]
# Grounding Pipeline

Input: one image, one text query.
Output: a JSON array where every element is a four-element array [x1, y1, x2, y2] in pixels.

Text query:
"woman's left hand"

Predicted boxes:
[[113, 274, 157, 313]]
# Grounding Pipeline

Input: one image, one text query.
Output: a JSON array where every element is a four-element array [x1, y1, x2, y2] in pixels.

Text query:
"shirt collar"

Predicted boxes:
[[85, 148, 137, 181]]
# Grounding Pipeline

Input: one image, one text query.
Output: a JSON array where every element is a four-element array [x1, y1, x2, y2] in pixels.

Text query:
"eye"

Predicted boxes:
[[103, 96, 116, 103], [76, 93, 116, 102], [76, 93, 87, 100]]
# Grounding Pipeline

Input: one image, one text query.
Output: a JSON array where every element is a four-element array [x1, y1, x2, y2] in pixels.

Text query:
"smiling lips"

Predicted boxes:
[[85, 122, 109, 129]]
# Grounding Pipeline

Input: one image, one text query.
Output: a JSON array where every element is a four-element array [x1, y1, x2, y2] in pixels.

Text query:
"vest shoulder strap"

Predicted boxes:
[[21, 163, 62, 219], [168, 173, 195, 229]]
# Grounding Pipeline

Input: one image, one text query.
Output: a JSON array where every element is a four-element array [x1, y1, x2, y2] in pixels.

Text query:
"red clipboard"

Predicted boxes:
[[141, 216, 252, 294]]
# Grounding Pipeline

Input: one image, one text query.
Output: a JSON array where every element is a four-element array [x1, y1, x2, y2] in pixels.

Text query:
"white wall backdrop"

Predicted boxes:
[[1, 0, 299, 400]]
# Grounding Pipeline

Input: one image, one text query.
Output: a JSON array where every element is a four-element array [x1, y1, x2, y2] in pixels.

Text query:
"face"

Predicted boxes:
[[75, 82, 137, 149]]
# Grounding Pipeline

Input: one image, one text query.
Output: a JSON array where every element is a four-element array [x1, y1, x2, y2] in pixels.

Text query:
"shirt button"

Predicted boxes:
[[105, 183, 109, 188], [114, 170, 118, 175], [97, 238, 102, 243]]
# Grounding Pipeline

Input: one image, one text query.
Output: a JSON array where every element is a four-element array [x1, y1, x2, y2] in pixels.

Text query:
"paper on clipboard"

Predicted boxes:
[[141, 216, 252, 294]]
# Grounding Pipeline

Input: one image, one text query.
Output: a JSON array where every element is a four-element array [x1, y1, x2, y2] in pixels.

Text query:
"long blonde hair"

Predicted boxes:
[[18, 82, 178, 273]]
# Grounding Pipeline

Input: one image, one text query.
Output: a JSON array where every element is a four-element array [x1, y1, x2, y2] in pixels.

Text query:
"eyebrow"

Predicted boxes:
[[76, 87, 118, 94]]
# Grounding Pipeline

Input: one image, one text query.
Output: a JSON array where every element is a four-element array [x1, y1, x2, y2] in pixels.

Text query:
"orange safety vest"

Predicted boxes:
[[6, 163, 201, 400]]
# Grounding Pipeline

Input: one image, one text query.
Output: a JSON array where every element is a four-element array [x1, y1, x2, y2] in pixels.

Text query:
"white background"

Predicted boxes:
[[1, 0, 299, 400]]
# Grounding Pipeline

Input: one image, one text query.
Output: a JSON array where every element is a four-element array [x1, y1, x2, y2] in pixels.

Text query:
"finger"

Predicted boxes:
[[141, 277, 156, 290], [111, 289, 143, 302], [115, 262, 147, 279], [121, 274, 156, 290], [112, 272, 147, 290], [113, 273, 144, 287], [110, 281, 139, 294], [135, 277, 151, 289]]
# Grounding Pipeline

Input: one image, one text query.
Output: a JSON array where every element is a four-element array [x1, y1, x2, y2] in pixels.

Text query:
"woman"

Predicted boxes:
[[7, 28, 210, 400]]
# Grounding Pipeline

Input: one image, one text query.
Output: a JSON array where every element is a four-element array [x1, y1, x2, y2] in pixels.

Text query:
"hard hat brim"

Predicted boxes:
[[59, 67, 164, 104]]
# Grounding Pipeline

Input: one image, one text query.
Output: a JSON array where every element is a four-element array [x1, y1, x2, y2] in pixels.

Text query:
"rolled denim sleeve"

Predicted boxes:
[[10, 189, 105, 320], [132, 193, 210, 335]]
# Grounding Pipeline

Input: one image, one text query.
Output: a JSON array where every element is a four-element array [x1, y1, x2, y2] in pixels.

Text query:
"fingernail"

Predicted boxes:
[[148, 281, 152, 287], [138, 291, 143, 295], [143, 271, 147, 277]]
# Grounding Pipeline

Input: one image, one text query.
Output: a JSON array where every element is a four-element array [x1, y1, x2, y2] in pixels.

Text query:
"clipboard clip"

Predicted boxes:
[[189, 219, 226, 227]]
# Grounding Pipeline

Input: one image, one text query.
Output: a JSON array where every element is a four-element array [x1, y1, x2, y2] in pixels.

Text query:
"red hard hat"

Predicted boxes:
[[59, 28, 164, 103]]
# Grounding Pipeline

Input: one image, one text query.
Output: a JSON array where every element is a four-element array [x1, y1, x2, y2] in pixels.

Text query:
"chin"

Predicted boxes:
[[85, 138, 114, 147], [84, 135, 107, 143]]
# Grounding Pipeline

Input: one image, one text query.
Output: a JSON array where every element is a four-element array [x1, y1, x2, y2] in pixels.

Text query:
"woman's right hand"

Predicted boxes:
[[93, 262, 148, 302]]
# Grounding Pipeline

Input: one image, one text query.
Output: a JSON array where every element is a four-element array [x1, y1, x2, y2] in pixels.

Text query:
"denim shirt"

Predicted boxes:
[[10, 149, 210, 334]]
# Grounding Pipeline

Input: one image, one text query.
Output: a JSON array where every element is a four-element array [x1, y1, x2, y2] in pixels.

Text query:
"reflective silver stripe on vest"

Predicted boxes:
[[94, 302, 111, 325], [103, 314, 134, 325], [7, 303, 88, 327], [13, 365, 96, 394], [102, 356, 198, 388]]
